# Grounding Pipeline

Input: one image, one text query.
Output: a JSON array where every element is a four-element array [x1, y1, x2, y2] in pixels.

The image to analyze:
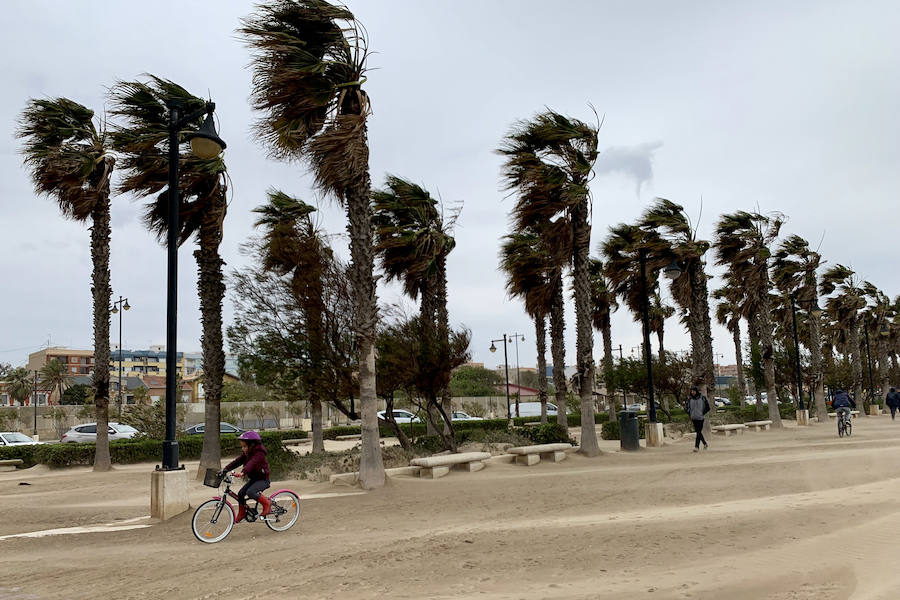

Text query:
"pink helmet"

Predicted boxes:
[[238, 430, 262, 442]]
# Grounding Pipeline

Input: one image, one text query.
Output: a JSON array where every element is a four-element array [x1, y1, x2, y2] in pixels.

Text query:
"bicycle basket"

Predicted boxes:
[[203, 468, 224, 488]]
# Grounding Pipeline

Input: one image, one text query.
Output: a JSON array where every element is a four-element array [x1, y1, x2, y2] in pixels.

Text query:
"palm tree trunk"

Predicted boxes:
[[849, 317, 864, 414], [196, 192, 226, 479], [602, 321, 614, 414], [346, 165, 384, 489], [534, 313, 549, 424], [91, 159, 114, 472], [572, 199, 599, 456], [311, 398, 324, 452], [757, 286, 784, 427], [437, 258, 453, 435], [807, 306, 828, 422], [749, 314, 763, 412], [656, 328, 670, 412], [549, 275, 567, 431]]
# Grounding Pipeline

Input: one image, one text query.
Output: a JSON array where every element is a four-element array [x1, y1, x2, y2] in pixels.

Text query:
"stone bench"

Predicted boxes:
[[0, 459, 24, 472], [744, 420, 773, 432], [711, 424, 746, 436], [506, 443, 573, 466], [827, 411, 860, 419], [281, 438, 309, 445], [335, 434, 362, 441], [409, 452, 492, 479]]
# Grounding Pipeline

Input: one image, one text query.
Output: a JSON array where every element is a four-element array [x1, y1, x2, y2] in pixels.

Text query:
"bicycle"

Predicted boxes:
[[192, 468, 300, 543], [837, 408, 852, 438]]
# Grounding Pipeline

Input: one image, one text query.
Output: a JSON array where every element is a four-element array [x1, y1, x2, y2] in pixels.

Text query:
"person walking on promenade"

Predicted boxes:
[[687, 385, 711, 452], [886, 387, 900, 420]]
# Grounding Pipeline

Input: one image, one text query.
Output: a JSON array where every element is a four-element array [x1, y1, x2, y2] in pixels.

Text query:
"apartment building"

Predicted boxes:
[[27, 347, 95, 376]]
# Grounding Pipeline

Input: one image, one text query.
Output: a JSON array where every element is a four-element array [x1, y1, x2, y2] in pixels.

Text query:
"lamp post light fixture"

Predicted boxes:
[[161, 99, 226, 471], [111, 295, 130, 419], [489, 335, 512, 425], [638, 248, 681, 426]]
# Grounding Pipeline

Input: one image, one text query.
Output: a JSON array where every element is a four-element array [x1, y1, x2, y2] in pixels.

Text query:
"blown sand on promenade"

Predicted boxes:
[[2, 416, 900, 600]]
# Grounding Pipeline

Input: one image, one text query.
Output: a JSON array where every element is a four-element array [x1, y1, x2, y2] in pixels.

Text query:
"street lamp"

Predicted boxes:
[[489, 335, 512, 424], [32, 370, 38, 437], [111, 295, 130, 419], [161, 99, 226, 471], [507, 332, 525, 417], [638, 248, 681, 424], [788, 294, 822, 421]]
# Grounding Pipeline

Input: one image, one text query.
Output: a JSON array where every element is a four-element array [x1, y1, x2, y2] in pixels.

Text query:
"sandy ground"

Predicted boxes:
[[2, 417, 900, 600]]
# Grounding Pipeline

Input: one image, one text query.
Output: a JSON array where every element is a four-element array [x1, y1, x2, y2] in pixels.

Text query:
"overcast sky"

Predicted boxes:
[[2, 0, 899, 375]]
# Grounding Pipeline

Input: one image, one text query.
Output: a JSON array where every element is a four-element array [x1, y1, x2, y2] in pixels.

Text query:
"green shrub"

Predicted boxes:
[[518, 423, 575, 445]]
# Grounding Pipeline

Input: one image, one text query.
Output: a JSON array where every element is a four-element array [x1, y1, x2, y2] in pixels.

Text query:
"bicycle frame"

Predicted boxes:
[[209, 476, 293, 523]]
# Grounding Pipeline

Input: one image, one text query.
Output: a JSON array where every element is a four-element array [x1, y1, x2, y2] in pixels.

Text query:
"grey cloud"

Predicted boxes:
[[594, 142, 663, 196]]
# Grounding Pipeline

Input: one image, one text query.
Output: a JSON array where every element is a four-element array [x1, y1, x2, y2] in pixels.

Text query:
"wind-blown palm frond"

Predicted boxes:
[[18, 98, 110, 220]]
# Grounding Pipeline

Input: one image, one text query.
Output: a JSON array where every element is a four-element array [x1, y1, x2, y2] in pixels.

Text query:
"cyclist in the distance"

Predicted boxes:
[[221, 431, 271, 522], [831, 389, 855, 426]]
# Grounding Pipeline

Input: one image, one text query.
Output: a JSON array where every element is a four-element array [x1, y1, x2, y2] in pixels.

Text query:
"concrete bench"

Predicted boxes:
[[335, 434, 362, 441], [0, 459, 24, 472], [711, 424, 746, 437], [827, 411, 860, 419], [409, 452, 492, 479], [744, 420, 773, 432], [506, 443, 573, 466], [281, 438, 309, 445]]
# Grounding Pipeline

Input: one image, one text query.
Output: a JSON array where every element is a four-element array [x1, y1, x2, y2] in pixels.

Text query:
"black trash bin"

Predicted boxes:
[[618, 410, 640, 451]]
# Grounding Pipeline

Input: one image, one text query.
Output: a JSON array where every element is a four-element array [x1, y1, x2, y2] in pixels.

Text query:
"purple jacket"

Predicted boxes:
[[223, 444, 270, 481]]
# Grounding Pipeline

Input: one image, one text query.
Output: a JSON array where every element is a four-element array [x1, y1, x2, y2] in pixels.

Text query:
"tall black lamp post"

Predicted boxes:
[[111, 295, 130, 419], [638, 250, 681, 424], [788, 294, 823, 414], [32, 370, 38, 437], [490, 335, 512, 424], [508, 333, 525, 416], [161, 99, 226, 471], [863, 315, 876, 410]]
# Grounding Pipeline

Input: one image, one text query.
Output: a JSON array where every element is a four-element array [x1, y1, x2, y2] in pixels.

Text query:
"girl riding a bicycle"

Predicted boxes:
[[221, 431, 271, 522]]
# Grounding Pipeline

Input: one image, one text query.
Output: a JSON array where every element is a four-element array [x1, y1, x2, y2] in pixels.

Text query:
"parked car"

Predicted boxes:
[[60, 422, 140, 443], [376, 409, 421, 424], [0, 432, 42, 446], [714, 397, 732, 407], [183, 422, 244, 435], [625, 403, 644, 412], [450, 411, 483, 421], [507, 402, 558, 418]]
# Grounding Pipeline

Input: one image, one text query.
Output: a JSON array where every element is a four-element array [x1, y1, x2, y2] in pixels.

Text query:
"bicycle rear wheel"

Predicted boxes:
[[265, 491, 300, 532], [192, 499, 235, 543], [845, 419, 852, 437]]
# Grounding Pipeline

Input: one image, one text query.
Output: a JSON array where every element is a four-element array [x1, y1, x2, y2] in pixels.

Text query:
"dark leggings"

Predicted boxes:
[[692, 420, 707, 448], [237, 479, 270, 506], [891, 406, 897, 420]]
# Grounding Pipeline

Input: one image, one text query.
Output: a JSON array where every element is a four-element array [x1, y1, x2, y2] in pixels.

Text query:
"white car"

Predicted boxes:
[[0, 432, 42, 446], [450, 411, 483, 421], [376, 410, 421, 424], [60, 422, 140, 443]]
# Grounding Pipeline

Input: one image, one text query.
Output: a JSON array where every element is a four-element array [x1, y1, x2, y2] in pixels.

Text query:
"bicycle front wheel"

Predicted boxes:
[[266, 491, 300, 532], [845, 420, 852, 437], [192, 499, 235, 543]]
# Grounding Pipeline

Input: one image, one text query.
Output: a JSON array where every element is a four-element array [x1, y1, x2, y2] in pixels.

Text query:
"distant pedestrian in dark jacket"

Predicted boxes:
[[886, 388, 900, 420], [687, 386, 710, 452]]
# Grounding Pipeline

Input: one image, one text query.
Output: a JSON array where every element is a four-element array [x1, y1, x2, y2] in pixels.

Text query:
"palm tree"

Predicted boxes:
[[820, 265, 867, 412], [501, 228, 568, 424], [39, 359, 71, 405], [241, 0, 385, 488], [110, 76, 228, 479], [862, 283, 893, 405], [713, 280, 748, 406], [499, 111, 599, 453], [714, 211, 784, 427], [372, 176, 457, 440], [5, 367, 33, 407], [253, 190, 332, 453], [640, 198, 716, 398], [772, 235, 827, 420], [589, 258, 618, 413], [18, 98, 116, 469]]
